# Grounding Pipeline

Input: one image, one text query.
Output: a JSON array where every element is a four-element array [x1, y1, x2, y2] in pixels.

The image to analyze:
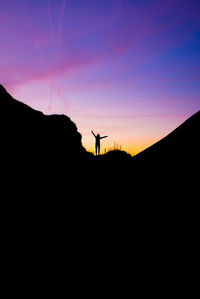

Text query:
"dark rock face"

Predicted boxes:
[[1, 84, 88, 167]]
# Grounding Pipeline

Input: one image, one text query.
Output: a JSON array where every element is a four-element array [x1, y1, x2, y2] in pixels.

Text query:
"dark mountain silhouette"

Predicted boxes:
[[133, 111, 200, 171], [3, 83, 200, 223], [1, 84, 91, 169], [2, 82, 198, 170], [152, 208, 160, 216], [1, 84, 160, 224], [95, 149, 132, 162]]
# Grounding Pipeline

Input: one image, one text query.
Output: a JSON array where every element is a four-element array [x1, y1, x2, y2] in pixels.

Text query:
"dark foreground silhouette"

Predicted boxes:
[[1, 84, 199, 222], [133, 110, 200, 170], [152, 208, 160, 216], [3, 83, 200, 281]]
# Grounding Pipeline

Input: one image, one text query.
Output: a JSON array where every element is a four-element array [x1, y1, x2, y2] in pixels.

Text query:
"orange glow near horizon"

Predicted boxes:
[[83, 135, 167, 156], [78, 115, 190, 156]]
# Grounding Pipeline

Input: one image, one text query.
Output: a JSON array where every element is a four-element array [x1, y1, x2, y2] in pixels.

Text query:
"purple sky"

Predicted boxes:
[[0, 0, 200, 154]]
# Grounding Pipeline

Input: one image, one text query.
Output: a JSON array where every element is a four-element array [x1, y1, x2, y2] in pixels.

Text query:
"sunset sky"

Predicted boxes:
[[0, 0, 199, 155]]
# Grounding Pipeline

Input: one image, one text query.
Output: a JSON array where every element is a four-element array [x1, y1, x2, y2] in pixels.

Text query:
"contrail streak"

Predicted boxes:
[[47, 0, 58, 114], [58, 85, 69, 115], [57, 0, 66, 60], [48, 79, 55, 114], [56, 1, 68, 116], [34, 36, 45, 63], [47, 0, 57, 55], [47, 0, 67, 115]]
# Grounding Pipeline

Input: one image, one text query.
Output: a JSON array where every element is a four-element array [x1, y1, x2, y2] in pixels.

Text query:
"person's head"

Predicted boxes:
[[97, 134, 100, 138]]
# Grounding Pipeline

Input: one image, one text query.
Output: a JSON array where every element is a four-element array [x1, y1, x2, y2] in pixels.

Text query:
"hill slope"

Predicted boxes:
[[1, 84, 88, 166], [133, 111, 200, 168]]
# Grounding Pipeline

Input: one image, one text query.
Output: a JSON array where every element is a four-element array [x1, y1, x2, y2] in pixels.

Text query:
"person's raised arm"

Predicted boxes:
[[100, 135, 108, 139], [91, 130, 96, 137]]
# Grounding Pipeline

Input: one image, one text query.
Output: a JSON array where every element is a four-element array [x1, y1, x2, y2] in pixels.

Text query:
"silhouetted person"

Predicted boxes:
[[91, 130, 108, 155]]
